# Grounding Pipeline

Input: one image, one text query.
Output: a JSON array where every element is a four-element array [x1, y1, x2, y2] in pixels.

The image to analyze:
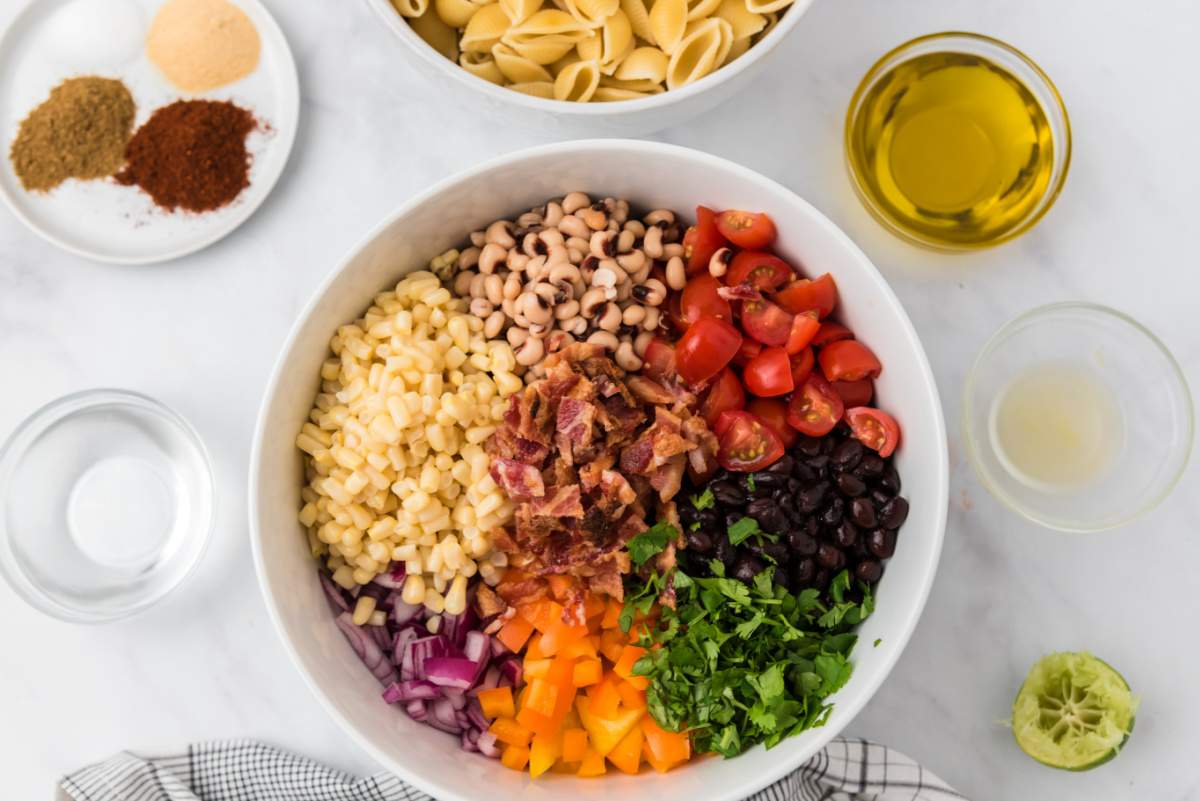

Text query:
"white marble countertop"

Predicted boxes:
[[3, 0, 1198, 799]]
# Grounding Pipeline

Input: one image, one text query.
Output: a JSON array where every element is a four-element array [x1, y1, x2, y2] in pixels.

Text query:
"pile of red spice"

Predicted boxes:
[[116, 99, 256, 213]]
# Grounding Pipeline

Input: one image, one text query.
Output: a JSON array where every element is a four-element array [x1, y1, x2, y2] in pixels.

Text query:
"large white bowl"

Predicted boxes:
[[250, 140, 949, 801], [363, 0, 816, 137]]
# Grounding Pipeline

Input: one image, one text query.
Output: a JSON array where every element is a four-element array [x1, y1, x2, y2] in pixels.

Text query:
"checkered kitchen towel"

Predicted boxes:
[[60, 738, 965, 801]]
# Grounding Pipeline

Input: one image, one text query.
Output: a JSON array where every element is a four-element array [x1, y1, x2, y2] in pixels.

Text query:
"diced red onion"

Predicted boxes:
[[393, 627, 418, 667], [319, 572, 350, 613], [425, 657, 481, 690], [477, 731, 501, 758], [467, 700, 489, 732], [383, 680, 441, 703], [334, 613, 397, 686], [460, 731, 478, 752], [372, 563, 407, 589], [392, 598, 421, 626], [498, 656, 522, 687], [405, 700, 427, 721], [444, 688, 467, 710]]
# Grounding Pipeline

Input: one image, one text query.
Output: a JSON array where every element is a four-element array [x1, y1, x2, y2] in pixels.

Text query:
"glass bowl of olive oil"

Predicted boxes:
[[846, 32, 1071, 250], [963, 303, 1193, 532]]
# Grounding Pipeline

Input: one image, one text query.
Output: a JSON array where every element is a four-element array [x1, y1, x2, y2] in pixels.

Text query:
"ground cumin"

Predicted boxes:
[[116, 99, 256, 213], [9, 77, 135, 192]]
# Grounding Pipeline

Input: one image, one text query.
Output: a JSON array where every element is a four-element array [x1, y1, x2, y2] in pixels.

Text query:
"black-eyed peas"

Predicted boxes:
[[709, 247, 733, 278], [440, 193, 684, 374]]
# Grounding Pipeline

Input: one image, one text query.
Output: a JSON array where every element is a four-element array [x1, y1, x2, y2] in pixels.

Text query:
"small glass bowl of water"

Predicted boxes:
[[963, 303, 1193, 532], [0, 389, 213, 622]]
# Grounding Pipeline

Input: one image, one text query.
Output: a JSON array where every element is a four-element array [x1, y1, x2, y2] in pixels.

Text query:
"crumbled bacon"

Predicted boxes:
[[719, 284, 761, 301], [475, 584, 507, 619], [486, 343, 713, 600], [490, 457, 545, 499]]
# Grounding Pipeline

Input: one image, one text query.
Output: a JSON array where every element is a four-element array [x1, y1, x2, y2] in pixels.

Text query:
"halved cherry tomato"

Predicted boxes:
[[846, 407, 900, 457], [743, 346, 793, 397], [786, 372, 844, 436], [682, 206, 727, 276], [701, 368, 745, 427], [832, 378, 874, 407], [642, 337, 676, 380], [675, 316, 742, 385], [680, 274, 732, 326], [819, 340, 882, 382], [785, 311, 820, 354], [812, 321, 854, 348], [739, 299, 794, 346], [715, 210, 777, 250], [726, 251, 792, 292], [747, 397, 797, 448], [666, 291, 688, 334], [731, 337, 762, 367], [790, 346, 815, 386], [715, 410, 785, 472], [774, 273, 838, 318]]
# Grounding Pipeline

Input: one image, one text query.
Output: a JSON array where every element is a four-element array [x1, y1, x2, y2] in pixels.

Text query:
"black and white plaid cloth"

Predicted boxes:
[[60, 739, 965, 801]]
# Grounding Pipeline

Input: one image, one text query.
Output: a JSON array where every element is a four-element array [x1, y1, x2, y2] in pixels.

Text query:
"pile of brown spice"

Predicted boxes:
[[116, 99, 257, 213], [9, 77, 135, 192]]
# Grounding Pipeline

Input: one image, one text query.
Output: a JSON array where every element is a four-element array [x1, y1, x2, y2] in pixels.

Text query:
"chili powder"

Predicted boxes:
[[116, 99, 256, 213]]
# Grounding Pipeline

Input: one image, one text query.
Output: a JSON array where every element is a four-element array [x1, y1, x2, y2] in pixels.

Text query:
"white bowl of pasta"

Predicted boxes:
[[364, 0, 815, 135], [251, 139, 948, 801]]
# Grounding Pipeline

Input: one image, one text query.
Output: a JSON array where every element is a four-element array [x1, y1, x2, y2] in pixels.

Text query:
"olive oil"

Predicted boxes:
[[989, 362, 1123, 491], [847, 49, 1059, 248]]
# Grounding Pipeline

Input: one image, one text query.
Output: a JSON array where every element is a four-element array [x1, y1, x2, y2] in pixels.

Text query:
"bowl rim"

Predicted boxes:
[[249, 138, 949, 801], [362, 0, 815, 115], [961, 300, 1195, 532], [843, 30, 1073, 252], [0, 387, 215, 622]]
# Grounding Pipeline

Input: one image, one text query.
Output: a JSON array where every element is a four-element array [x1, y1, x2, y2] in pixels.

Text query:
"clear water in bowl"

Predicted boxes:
[[0, 390, 213, 621]]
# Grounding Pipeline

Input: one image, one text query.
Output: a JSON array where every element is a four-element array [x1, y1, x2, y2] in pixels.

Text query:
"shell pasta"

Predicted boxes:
[[390, 0, 798, 101]]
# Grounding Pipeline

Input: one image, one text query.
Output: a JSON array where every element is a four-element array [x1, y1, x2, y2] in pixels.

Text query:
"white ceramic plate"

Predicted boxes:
[[250, 140, 950, 801], [0, 0, 299, 264]]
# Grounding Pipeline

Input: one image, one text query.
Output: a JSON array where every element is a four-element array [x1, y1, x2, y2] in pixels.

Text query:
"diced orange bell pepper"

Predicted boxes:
[[525, 678, 558, 717], [613, 645, 649, 689], [584, 593, 607, 624], [501, 744, 530, 771], [575, 696, 644, 756], [601, 597, 623, 629], [641, 716, 691, 765], [477, 686, 515, 720], [561, 728, 589, 762], [560, 636, 598, 660], [524, 632, 550, 660], [607, 723, 644, 774], [572, 658, 603, 688], [529, 733, 560, 778], [523, 657, 552, 679], [538, 620, 589, 656], [496, 615, 534, 654], [577, 747, 607, 777], [520, 600, 565, 633], [642, 740, 674, 773], [547, 574, 575, 600], [489, 717, 532, 748], [586, 678, 622, 719], [599, 629, 626, 663], [516, 706, 557, 738], [616, 679, 646, 710]]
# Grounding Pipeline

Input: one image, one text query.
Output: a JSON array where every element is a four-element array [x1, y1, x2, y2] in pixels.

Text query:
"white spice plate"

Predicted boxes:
[[0, 0, 299, 264]]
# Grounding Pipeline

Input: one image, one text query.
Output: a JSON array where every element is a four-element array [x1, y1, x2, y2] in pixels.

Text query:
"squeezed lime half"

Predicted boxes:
[[1012, 652, 1136, 771]]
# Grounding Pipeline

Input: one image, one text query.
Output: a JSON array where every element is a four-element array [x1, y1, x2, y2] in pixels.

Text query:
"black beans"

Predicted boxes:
[[787, 529, 818, 555], [686, 528, 714, 552], [816, 543, 845, 570], [833, 521, 859, 548], [850, 498, 877, 528], [676, 422, 909, 603], [711, 480, 745, 506], [879, 497, 909, 530], [867, 529, 896, 559], [831, 438, 863, 470], [855, 559, 883, 583], [836, 472, 867, 497], [732, 554, 766, 582], [792, 557, 815, 585]]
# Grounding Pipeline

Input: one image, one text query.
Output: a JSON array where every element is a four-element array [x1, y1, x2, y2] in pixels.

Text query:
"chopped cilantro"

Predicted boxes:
[[873, 638, 882, 647], [690, 488, 715, 510], [624, 563, 875, 758], [727, 516, 760, 546], [745, 474, 756, 492], [627, 521, 676, 567]]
